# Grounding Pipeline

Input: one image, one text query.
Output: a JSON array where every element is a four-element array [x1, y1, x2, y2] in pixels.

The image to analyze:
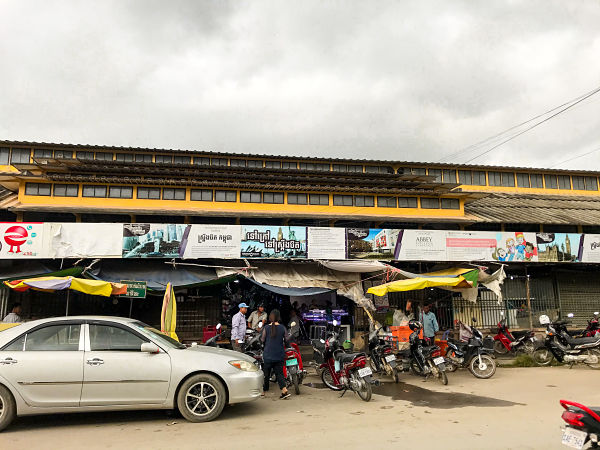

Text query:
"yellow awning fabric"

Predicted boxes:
[[420, 268, 476, 277], [70, 277, 114, 297], [161, 282, 179, 341], [367, 275, 471, 296], [4, 276, 123, 297]]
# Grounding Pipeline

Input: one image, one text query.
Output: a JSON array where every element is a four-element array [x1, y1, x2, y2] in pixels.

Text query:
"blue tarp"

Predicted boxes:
[[246, 278, 334, 297]]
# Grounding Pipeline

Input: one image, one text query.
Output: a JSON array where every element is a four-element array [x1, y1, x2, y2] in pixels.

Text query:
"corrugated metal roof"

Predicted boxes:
[[2, 139, 599, 175], [0, 187, 19, 209], [466, 193, 600, 225]]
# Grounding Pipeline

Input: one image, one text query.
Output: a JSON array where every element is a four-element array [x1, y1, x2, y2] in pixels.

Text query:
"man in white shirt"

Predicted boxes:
[[231, 303, 248, 352], [247, 304, 267, 330], [2, 303, 22, 323]]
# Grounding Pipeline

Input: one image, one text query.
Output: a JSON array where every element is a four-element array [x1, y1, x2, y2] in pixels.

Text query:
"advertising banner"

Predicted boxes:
[[581, 234, 600, 263], [122, 223, 188, 258], [307, 227, 346, 260], [395, 230, 447, 261], [446, 231, 538, 262], [537, 233, 583, 262], [49, 223, 123, 258], [180, 225, 241, 259], [0, 222, 44, 258], [347, 228, 401, 260], [241, 226, 307, 258]]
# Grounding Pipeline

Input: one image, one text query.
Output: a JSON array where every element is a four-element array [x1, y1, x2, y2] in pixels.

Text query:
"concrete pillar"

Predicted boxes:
[[15, 211, 23, 222], [129, 214, 136, 223], [75, 213, 82, 223]]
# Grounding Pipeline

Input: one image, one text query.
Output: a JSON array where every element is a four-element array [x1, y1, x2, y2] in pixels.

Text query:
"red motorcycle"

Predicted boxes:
[[493, 311, 536, 355], [560, 399, 600, 449], [312, 321, 377, 402], [581, 313, 600, 338], [282, 342, 305, 395]]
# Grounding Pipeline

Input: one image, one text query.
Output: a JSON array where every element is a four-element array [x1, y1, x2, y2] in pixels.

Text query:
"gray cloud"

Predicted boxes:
[[0, 0, 599, 169]]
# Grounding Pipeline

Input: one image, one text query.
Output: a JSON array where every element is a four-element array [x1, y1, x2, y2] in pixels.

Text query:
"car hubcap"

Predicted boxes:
[[185, 382, 218, 416], [0, 395, 4, 419]]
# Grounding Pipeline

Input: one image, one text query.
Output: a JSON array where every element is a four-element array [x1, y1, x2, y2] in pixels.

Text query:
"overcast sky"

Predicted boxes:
[[1, 1, 599, 169]]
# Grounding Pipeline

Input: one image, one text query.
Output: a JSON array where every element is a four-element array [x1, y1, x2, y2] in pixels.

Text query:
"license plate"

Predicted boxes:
[[385, 354, 396, 362], [562, 427, 587, 449], [433, 357, 445, 366], [358, 367, 372, 377], [286, 358, 298, 366]]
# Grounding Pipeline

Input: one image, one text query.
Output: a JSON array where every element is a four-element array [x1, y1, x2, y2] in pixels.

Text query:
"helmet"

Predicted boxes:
[[408, 319, 422, 331]]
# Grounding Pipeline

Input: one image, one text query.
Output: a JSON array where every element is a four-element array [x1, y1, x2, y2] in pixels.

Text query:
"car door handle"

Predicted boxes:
[[86, 358, 104, 366], [0, 357, 17, 365]]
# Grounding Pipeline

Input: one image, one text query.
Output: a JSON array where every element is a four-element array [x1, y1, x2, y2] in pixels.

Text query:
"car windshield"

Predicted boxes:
[[131, 321, 186, 349]]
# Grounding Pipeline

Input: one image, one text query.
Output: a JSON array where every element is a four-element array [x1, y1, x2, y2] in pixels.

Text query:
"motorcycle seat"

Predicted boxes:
[[336, 352, 365, 364], [566, 335, 600, 346], [511, 330, 531, 339], [447, 338, 469, 349]]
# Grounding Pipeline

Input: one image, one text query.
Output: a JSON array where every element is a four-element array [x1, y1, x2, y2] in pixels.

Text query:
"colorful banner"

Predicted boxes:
[[307, 227, 346, 260], [241, 226, 307, 258], [0, 222, 44, 258], [537, 232, 583, 262], [123, 223, 188, 258], [180, 225, 241, 259], [347, 228, 401, 260], [446, 231, 538, 262]]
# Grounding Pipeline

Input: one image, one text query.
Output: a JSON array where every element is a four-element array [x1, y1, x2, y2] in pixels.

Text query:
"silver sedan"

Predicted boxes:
[[0, 316, 263, 431]]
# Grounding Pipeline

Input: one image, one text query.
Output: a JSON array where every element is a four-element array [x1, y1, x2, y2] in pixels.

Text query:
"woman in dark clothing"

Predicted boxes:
[[261, 309, 290, 399]]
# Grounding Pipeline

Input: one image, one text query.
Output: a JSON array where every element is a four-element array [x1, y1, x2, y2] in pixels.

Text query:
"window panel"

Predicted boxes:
[[333, 195, 353, 206], [287, 193, 307, 205], [441, 198, 460, 209], [458, 170, 472, 184], [265, 161, 281, 169], [211, 158, 228, 167], [585, 176, 598, 191], [544, 174, 558, 189], [89, 325, 146, 351], [155, 154, 172, 164], [240, 191, 261, 203], [354, 195, 374, 207], [530, 174, 544, 188], [0, 148, 9, 164], [263, 192, 284, 204], [378, 196, 396, 208], [488, 171, 502, 186], [34, 149, 53, 158], [215, 190, 237, 202], [442, 169, 457, 183], [558, 175, 571, 190], [137, 187, 160, 199], [11, 148, 31, 163], [347, 165, 363, 173], [24, 324, 81, 351], [230, 159, 247, 167], [53, 184, 79, 197], [365, 165, 391, 174], [309, 194, 329, 205], [472, 171, 487, 186], [25, 183, 51, 196], [428, 169, 442, 182], [412, 168, 427, 176], [516, 173, 530, 188], [54, 150, 73, 159], [332, 164, 347, 172], [502, 172, 515, 187], [115, 153, 133, 162], [421, 197, 440, 209], [83, 185, 107, 198], [76, 151, 94, 160], [173, 156, 191, 165], [162, 188, 186, 200], [572, 176, 585, 190], [135, 153, 153, 163], [281, 161, 297, 170], [193, 157, 210, 165], [191, 189, 213, 201], [95, 152, 113, 161], [398, 197, 418, 208], [247, 160, 263, 168], [108, 186, 133, 198]]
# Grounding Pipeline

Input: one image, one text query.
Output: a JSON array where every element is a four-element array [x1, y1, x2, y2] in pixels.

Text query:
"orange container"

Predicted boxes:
[[390, 326, 422, 343], [434, 339, 448, 355]]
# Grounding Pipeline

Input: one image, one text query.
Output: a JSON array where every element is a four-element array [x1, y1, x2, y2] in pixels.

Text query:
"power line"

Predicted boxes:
[[461, 85, 600, 164], [549, 145, 600, 169]]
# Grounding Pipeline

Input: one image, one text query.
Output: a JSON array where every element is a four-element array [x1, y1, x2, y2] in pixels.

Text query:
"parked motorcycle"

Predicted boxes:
[[445, 318, 496, 379], [398, 319, 448, 385], [580, 312, 600, 338], [560, 399, 600, 449], [367, 325, 400, 383], [493, 311, 536, 355], [204, 323, 227, 347], [282, 322, 305, 395], [533, 314, 600, 368], [312, 320, 377, 402]]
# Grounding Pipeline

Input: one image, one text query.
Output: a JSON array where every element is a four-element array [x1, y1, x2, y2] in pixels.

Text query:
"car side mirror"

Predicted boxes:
[[141, 342, 160, 354]]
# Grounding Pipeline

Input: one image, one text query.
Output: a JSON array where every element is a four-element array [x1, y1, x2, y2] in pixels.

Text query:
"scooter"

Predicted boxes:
[[282, 322, 306, 395], [533, 314, 600, 368], [560, 399, 600, 449], [313, 320, 378, 402], [398, 323, 448, 385], [367, 325, 400, 383], [493, 311, 537, 355], [445, 318, 496, 379], [580, 312, 600, 338]]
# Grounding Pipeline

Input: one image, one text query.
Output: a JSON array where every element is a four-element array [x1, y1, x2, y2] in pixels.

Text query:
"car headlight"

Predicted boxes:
[[229, 360, 259, 372]]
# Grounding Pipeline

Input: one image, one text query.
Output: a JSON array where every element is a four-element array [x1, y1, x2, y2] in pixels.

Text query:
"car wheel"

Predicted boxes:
[[177, 374, 227, 423], [0, 385, 16, 432]]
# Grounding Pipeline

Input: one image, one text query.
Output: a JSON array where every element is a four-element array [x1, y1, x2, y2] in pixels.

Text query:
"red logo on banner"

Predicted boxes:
[[4, 225, 28, 253]]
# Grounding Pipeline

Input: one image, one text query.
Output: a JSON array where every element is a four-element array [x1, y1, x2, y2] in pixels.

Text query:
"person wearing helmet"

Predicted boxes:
[[408, 319, 427, 373]]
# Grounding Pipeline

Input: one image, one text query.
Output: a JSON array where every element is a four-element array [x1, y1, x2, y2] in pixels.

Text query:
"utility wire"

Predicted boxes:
[[549, 145, 600, 169], [438, 86, 600, 163], [461, 85, 600, 164]]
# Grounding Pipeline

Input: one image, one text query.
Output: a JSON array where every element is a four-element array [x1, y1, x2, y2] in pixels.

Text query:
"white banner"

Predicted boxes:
[[49, 223, 123, 258], [181, 225, 241, 259], [395, 230, 447, 261], [307, 227, 346, 260], [581, 234, 600, 263], [0, 223, 45, 258]]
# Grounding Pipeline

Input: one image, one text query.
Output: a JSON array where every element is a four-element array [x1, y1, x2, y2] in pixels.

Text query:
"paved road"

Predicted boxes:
[[3, 366, 598, 449]]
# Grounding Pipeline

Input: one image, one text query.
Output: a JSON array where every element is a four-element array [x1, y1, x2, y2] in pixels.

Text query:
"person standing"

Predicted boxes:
[[231, 303, 249, 352], [2, 303, 22, 323], [261, 309, 291, 399], [247, 304, 267, 330], [288, 310, 300, 343], [420, 304, 439, 346]]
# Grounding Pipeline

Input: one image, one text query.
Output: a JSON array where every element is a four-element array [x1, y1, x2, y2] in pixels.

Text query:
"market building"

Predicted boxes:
[[1, 139, 600, 341]]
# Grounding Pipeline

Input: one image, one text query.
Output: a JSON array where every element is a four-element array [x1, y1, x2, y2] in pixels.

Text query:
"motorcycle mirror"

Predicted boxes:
[[216, 323, 222, 330], [595, 312, 599, 316], [568, 313, 574, 318], [320, 339, 325, 344], [258, 322, 263, 329], [332, 320, 339, 326], [500, 311, 504, 316], [290, 321, 297, 327]]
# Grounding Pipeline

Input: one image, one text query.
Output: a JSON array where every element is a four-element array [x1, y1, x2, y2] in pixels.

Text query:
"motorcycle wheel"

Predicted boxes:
[[410, 359, 425, 377], [519, 341, 535, 355], [353, 374, 372, 402], [321, 368, 342, 391], [438, 369, 448, 386], [584, 349, 600, 370], [469, 355, 496, 379], [532, 348, 553, 366], [368, 357, 379, 373], [444, 349, 458, 372], [393, 367, 400, 383], [292, 373, 300, 394], [493, 340, 509, 355]]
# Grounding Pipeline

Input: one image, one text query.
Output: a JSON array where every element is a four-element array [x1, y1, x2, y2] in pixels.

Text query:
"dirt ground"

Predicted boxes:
[[2, 366, 598, 450]]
